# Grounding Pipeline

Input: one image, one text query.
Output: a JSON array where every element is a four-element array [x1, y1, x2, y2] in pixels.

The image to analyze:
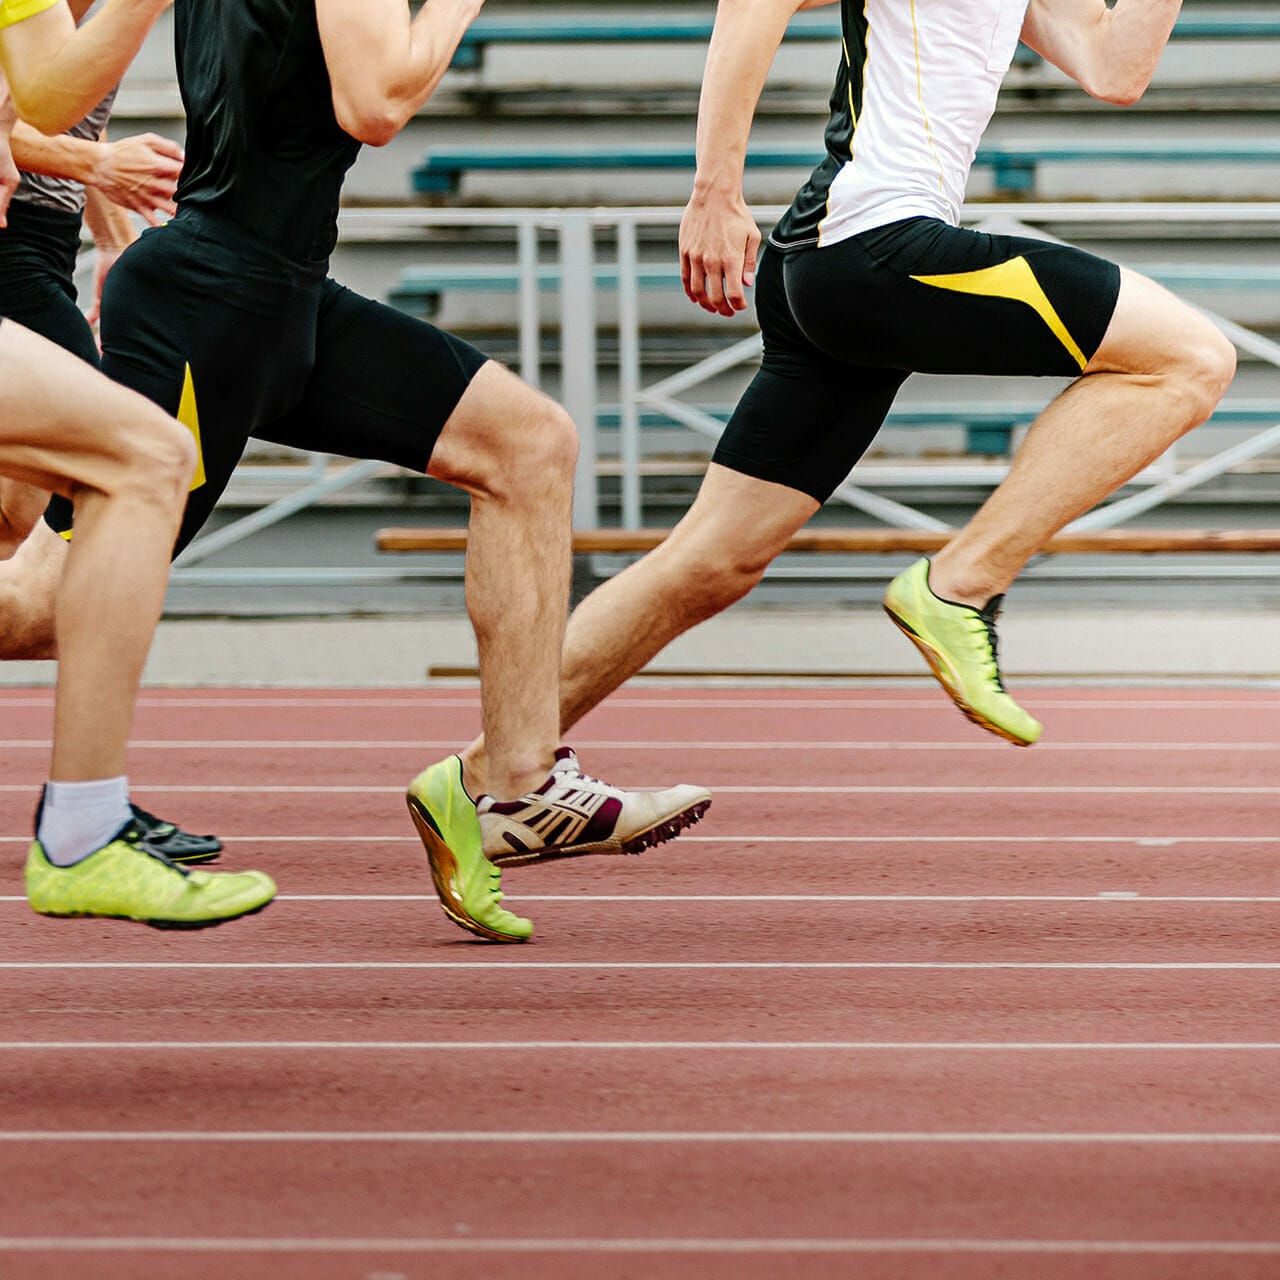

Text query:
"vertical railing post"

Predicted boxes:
[[559, 211, 600, 531], [616, 214, 642, 529], [517, 217, 541, 387]]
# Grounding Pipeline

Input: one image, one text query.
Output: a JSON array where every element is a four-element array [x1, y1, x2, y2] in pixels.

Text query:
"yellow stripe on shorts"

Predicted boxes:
[[176, 363, 207, 491], [911, 256, 1089, 371]]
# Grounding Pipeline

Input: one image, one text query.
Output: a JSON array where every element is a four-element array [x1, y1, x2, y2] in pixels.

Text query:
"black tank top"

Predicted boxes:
[[173, 0, 361, 262]]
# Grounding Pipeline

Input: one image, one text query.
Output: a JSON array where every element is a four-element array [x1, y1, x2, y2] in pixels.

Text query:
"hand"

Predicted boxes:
[[679, 186, 762, 318], [85, 244, 128, 329], [90, 132, 183, 225]]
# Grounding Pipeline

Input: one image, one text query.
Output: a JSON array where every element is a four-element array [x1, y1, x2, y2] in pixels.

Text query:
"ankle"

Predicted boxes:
[[457, 748, 486, 803], [926, 560, 1001, 611], [483, 754, 555, 803]]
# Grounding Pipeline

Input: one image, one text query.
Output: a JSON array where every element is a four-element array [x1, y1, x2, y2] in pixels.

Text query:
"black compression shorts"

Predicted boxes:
[[0, 202, 98, 367], [52, 207, 489, 552], [714, 216, 1123, 502]]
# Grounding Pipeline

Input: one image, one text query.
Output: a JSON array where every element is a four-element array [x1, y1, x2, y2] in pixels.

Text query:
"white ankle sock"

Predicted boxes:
[[37, 777, 131, 867]]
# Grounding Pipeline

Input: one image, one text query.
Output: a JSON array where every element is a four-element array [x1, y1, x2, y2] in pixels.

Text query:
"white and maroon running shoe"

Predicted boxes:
[[477, 747, 711, 867]]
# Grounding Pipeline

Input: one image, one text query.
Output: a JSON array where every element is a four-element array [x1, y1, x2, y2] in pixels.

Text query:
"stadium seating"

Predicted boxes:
[[413, 139, 1280, 199], [449, 12, 1280, 73]]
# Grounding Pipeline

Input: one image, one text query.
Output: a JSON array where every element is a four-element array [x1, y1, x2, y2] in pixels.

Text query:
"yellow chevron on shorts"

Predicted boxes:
[[911, 256, 1088, 371], [176, 363, 207, 491]]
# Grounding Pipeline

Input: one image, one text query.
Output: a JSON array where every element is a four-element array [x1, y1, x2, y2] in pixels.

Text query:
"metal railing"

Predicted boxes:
[[166, 201, 1280, 585]]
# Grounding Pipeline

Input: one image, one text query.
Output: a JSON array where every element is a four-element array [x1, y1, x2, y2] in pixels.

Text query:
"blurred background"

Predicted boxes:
[[14, 0, 1280, 683]]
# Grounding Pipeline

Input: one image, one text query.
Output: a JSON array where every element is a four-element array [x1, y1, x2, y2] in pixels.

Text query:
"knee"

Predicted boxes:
[[659, 536, 773, 622], [1172, 321, 1237, 425], [114, 413, 197, 511], [502, 394, 578, 501], [0, 559, 59, 661]]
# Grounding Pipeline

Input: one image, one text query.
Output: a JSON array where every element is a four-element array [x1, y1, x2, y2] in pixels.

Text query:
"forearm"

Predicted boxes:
[[9, 119, 97, 181], [83, 185, 134, 250], [319, 0, 484, 146], [1023, 0, 1182, 105], [691, 0, 806, 199], [0, 0, 168, 135]]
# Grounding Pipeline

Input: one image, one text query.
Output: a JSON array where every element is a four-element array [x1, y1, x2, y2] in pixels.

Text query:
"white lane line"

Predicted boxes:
[[221, 892, 1280, 904], [8, 739, 1280, 751], [1, 1130, 1278, 1144], [7, 695, 1280, 710], [4, 833, 1277, 845], [1, 1041, 1277, 1052], [3, 894, 1276, 904], [2, 962, 1277, 971], [7, 784, 1280, 795], [4, 894, 1275, 905], [0, 1238, 1278, 1256]]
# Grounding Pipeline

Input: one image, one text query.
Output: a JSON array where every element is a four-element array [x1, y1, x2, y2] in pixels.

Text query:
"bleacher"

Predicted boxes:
[[103, 3, 1280, 591]]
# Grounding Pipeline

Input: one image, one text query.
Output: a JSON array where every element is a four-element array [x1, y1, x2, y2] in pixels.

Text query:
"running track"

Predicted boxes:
[[1, 685, 1278, 1280]]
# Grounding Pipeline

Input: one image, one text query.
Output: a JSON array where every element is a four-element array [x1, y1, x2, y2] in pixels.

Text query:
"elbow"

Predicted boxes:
[[1084, 68, 1154, 108], [9, 87, 76, 136], [332, 94, 408, 148], [1095, 84, 1146, 108]]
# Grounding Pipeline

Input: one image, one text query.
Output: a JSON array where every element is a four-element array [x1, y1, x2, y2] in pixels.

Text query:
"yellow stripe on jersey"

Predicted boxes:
[[911, 256, 1089, 371], [176, 363, 207, 490], [0, 0, 60, 31], [907, 0, 945, 194]]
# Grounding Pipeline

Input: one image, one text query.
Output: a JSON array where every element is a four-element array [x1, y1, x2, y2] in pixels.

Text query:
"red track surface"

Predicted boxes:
[[1, 685, 1278, 1279]]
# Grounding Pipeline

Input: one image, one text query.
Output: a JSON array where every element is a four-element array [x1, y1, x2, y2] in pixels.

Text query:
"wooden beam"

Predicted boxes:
[[377, 527, 1280, 555]]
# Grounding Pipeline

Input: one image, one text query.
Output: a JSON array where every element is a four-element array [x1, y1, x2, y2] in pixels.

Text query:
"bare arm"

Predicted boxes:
[[315, 0, 485, 147], [11, 122, 182, 222], [0, 0, 171, 135], [1021, 0, 1182, 105], [681, 0, 835, 316], [82, 182, 137, 326]]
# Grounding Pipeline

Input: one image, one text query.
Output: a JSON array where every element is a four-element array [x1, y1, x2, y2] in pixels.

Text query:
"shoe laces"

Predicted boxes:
[[969, 597, 1007, 691], [552, 748, 603, 790], [119, 821, 189, 876]]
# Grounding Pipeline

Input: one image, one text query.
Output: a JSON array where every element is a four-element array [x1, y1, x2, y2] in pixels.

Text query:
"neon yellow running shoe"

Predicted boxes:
[[883, 557, 1042, 747], [25, 823, 276, 929], [406, 756, 533, 944]]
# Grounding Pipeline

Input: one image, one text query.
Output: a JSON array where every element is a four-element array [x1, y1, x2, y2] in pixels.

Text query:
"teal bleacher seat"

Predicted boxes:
[[449, 13, 1280, 72], [412, 139, 1280, 198]]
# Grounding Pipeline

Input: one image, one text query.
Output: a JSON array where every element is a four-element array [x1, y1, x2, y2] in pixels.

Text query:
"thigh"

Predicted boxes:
[[2, 279, 102, 537], [785, 219, 1122, 378], [0, 319, 164, 496], [712, 249, 907, 503], [1085, 265, 1227, 376], [260, 282, 488, 472], [0, 279, 101, 536]]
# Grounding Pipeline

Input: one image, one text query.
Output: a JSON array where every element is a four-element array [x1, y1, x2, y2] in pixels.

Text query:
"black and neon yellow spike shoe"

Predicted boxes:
[[26, 821, 275, 930], [406, 756, 533, 944], [884, 557, 1042, 747]]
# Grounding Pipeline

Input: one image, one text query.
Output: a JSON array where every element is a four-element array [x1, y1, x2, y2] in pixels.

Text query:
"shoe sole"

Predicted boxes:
[[883, 605, 1035, 748], [406, 793, 530, 944], [489, 797, 712, 868], [32, 899, 273, 931]]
